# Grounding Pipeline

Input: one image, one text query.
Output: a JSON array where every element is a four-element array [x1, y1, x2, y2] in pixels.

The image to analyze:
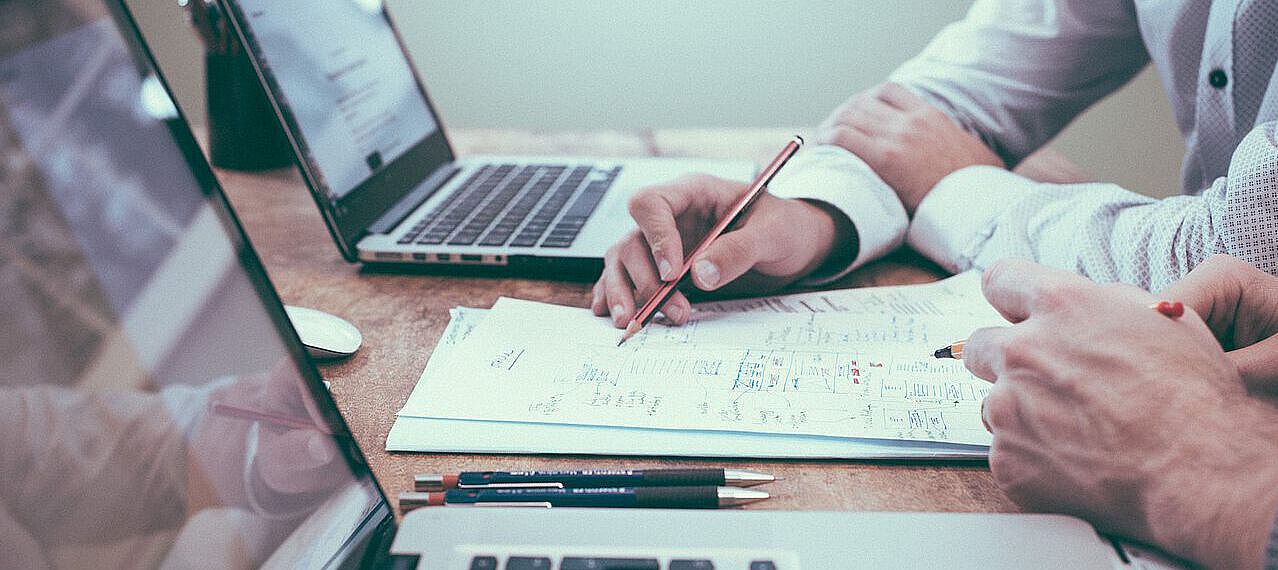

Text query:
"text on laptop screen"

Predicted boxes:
[[233, 0, 438, 203], [0, 3, 387, 568]]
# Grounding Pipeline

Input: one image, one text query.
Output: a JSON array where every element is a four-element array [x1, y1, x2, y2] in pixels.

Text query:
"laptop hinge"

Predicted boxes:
[[369, 164, 460, 235]]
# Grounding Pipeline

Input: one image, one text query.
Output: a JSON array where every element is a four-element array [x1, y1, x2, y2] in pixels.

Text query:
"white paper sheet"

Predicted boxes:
[[402, 273, 1004, 447], [389, 306, 986, 459]]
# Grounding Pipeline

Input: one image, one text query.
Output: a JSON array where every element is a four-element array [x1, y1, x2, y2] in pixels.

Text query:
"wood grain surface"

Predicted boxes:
[[210, 128, 1080, 516]]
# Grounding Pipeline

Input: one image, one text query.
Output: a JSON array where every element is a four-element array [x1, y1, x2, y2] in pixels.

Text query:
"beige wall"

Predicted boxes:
[[128, 0, 1186, 198]]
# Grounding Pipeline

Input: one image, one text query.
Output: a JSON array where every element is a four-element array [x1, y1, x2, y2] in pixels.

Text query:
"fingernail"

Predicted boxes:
[[694, 260, 719, 289], [612, 305, 626, 325], [657, 259, 674, 281], [664, 304, 684, 322]]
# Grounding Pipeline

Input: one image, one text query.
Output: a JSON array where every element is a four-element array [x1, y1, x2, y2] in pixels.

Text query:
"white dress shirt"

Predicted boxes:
[[768, 0, 1278, 292]]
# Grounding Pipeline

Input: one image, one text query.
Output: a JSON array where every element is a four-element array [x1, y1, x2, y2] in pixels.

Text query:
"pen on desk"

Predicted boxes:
[[210, 401, 327, 432], [414, 468, 776, 491], [932, 340, 965, 360], [398, 486, 768, 511], [617, 136, 805, 347]]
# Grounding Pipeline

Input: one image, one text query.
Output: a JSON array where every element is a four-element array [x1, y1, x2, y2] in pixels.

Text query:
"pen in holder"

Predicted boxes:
[[185, 0, 291, 171]]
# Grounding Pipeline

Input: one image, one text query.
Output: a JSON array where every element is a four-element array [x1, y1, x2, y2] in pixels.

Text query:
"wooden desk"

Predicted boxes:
[[215, 128, 1030, 515]]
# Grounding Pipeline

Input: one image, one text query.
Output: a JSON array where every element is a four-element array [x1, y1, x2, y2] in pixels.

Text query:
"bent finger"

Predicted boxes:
[[1229, 334, 1278, 394], [602, 257, 638, 328], [962, 326, 1017, 382], [875, 81, 926, 111], [980, 258, 1087, 323], [591, 278, 607, 316]]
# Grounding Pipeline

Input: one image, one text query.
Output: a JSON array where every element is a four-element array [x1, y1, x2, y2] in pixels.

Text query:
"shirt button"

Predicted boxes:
[[1208, 68, 1228, 89]]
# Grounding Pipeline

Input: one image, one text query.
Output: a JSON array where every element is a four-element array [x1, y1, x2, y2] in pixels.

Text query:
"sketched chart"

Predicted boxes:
[[531, 341, 991, 445], [419, 288, 1004, 446]]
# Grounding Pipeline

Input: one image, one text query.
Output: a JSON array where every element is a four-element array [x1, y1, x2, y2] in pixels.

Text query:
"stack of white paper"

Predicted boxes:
[[389, 272, 1004, 459]]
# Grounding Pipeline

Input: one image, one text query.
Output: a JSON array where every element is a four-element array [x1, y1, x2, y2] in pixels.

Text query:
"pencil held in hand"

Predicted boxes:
[[618, 136, 805, 347]]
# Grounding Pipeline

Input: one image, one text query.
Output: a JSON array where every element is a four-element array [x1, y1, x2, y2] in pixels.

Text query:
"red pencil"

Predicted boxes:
[[617, 136, 804, 346]]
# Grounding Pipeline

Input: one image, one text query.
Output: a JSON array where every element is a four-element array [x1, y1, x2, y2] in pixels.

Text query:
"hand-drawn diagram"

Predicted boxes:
[[419, 283, 1004, 446]]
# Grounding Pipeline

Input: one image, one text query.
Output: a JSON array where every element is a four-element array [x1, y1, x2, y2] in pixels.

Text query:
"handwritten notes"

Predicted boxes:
[[408, 273, 1005, 446]]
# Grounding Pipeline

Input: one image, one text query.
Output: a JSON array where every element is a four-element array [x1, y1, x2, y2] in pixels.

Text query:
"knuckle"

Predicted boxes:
[[877, 145, 902, 165], [1032, 281, 1085, 314], [982, 386, 1016, 431], [626, 193, 651, 217], [998, 333, 1041, 370], [903, 112, 929, 132]]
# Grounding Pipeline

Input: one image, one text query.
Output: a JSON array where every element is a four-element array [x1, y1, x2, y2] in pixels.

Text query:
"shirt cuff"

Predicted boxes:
[[908, 165, 1034, 273], [767, 144, 908, 284]]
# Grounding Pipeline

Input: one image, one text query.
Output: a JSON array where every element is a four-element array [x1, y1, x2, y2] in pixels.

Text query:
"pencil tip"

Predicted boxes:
[[933, 346, 953, 359], [616, 322, 641, 347]]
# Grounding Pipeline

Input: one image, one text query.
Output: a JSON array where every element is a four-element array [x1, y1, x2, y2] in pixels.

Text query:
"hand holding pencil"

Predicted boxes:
[[595, 137, 855, 336]]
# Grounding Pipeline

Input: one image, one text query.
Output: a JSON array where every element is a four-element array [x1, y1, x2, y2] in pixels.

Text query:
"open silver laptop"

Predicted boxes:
[[0, 2, 1183, 568], [216, 0, 753, 272]]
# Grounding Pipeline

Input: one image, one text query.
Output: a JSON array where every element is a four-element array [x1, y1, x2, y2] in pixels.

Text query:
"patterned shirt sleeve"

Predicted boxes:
[[907, 121, 1278, 291]]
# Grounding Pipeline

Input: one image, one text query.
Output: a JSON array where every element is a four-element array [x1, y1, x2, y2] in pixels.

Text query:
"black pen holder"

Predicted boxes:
[[206, 50, 292, 171]]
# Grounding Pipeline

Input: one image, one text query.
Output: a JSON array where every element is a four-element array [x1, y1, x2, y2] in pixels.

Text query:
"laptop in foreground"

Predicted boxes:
[[216, 0, 754, 273], [0, 2, 1172, 568]]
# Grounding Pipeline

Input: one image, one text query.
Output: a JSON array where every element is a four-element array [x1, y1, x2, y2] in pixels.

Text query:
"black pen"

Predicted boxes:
[[398, 486, 768, 510], [414, 468, 776, 491]]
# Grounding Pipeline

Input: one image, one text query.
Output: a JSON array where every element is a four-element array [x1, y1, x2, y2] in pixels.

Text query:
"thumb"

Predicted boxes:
[[690, 229, 767, 291]]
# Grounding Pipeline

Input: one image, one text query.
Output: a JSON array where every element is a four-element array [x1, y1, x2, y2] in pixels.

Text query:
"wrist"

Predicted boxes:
[[794, 198, 857, 279], [1146, 402, 1278, 569]]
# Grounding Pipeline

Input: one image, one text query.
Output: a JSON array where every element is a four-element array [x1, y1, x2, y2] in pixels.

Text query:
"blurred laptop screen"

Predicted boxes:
[[0, 2, 388, 568]]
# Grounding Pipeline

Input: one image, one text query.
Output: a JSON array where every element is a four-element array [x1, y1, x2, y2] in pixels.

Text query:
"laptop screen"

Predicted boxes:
[[222, 0, 456, 259], [230, 0, 438, 201], [0, 2, 392, 568]]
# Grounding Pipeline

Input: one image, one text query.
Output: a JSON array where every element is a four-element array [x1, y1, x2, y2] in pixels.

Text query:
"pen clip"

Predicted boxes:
[[457, 482, 564, 489], [456, 502, 554, 508]]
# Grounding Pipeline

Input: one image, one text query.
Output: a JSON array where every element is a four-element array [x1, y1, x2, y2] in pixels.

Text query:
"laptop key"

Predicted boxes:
[[749, 561, 778, 570], [559, 557, 659, 570], [667, 561, 715, 570], [504, 556, 552, 570], [468, 555, 498, 570]]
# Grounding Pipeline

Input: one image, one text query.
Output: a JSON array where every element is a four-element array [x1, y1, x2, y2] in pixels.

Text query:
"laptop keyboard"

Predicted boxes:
[[397, 163, 621, 249], [469, 555, 779, 569]]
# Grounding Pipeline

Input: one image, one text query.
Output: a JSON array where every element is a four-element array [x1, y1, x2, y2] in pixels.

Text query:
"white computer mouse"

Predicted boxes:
[[284, 305, 363, 360]]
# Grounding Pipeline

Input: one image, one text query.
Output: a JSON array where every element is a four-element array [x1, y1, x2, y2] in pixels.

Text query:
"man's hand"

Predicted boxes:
[[592, 174, 852, 327], [964, 258, 1278, 570], [1161, 254, 1278, 394], [819, 82, 1004, 214]]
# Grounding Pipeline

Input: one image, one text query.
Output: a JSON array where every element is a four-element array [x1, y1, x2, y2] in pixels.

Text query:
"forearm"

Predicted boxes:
[[911, 122, 1278, 291]]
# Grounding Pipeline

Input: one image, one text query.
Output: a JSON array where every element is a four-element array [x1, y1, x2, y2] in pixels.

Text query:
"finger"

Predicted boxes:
[[591, 278, 607, 316], [618, 240, 664, 311], [980, 258, 1087, 323], [628, 178, 722, 280], [835, 94, 900, 135], [818, 122, 881, 161], [602, 254, 638, 327], [874, 81, 926, 111], [1229, 334, 1278, 393], [659, 291, 693, 326], [1160, 254, 1252, 339], [690, 229, 767, 291], [962, 326, 1017, 382]]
